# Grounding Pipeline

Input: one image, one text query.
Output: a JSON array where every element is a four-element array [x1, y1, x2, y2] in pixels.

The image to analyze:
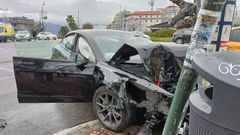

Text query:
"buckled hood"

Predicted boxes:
[[109, 44, 186, 82]]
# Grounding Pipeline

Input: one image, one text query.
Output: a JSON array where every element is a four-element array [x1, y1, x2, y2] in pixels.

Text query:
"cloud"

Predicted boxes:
[[0, 0, 173, 27]]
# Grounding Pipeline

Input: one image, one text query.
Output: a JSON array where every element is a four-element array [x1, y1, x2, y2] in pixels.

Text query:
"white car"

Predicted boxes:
[[37, 32, 57, 40], [15, 31, 32, 41]]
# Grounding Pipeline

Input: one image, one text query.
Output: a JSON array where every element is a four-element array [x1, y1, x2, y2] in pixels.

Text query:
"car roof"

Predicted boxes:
[[67, 29, 188, 61]]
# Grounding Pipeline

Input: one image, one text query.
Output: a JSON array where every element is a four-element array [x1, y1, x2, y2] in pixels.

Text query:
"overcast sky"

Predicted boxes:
[[0, 0, 194, 28]]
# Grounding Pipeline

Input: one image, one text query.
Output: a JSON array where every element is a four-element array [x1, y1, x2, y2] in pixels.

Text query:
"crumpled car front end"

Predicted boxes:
[[104, 43, 187, 131]]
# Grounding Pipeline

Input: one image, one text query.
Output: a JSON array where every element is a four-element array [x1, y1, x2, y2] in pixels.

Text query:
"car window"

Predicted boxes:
[[93, 34, 152, 61], [63, 35, 75, 51], [17, 31, 29, 34], [176, 30, 183, 34], [229, 30, 240, 42], [184, 30, 192, 35], [125, 54, 142, 64], [78, 37, 95, 62]]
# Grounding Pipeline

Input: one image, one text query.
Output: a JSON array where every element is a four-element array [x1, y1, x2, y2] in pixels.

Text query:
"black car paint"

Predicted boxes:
[[172, 30, 192, 44], [14, 30, 187, 104]]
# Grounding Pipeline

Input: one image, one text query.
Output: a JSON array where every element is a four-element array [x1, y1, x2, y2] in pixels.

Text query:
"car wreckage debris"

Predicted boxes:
[[133, 111, 164, 135]]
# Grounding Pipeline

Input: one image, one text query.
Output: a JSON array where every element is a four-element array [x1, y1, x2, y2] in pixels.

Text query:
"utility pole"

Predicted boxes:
[[41, 1, 45, 31], [77, 10, 80, 29], [195, 0, 202, 15], [148, 0, 154, 11], [120, 3, 122, 30], [162, 0, 236, 135]]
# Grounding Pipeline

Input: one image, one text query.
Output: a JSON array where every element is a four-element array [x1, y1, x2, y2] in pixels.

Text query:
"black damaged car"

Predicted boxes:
[[13, 30, 188, 132]]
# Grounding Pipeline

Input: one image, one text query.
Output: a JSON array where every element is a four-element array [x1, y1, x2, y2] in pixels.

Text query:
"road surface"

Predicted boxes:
[[0, 40, 96, 135]]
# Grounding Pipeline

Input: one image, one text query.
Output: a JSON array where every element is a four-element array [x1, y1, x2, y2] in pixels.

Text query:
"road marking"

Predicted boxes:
[[0, 67, 14, 73]]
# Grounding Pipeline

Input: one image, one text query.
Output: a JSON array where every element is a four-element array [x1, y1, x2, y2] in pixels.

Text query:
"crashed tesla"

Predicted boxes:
[[13, 30, 187, 132]]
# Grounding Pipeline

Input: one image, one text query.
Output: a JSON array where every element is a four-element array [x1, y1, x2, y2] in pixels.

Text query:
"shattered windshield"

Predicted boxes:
[[17, 31, 29, 34], [93, 34, 153, 61]]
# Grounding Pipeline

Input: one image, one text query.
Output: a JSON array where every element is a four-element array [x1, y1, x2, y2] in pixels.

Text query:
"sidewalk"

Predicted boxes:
[[54, 120, 139, 135]]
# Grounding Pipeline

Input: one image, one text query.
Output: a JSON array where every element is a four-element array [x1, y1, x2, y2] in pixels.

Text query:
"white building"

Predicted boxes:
[[157, 6, 180, 23], [125, 11, 162, 32], [106, 10, 130, 30]]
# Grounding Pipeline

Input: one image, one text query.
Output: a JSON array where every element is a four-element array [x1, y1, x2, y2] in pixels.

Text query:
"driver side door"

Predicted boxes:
[[14, 34, 97, 103]]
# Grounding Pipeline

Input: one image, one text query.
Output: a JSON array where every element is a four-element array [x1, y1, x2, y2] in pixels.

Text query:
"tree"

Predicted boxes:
[[82, 23, 94, 29], [59, 26, 69, 38], [169, 0, 199, 29], [66, 15, 78, 30]]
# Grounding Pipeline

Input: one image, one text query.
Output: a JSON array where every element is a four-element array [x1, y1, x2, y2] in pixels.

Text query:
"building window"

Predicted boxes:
[[146, 15, 147, 18], [150, 15, 152, 18], [139, 15, 142, 18], [150, 20, 152, 22], [145, 20, 148, 22]]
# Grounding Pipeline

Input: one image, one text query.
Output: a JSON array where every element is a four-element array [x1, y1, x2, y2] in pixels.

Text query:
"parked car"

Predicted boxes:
[[0, 22, 15, 42], [172, 29, 192, 44], [37, 32, 57, 40], [13, 30, 188, 132], [220, 27, 240, 50], [15, 30, 32, 41]]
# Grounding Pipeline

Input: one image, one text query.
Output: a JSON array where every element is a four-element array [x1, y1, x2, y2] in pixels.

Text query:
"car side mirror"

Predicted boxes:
[[75, 54, 91, 70], [75, 54, 90, 65]]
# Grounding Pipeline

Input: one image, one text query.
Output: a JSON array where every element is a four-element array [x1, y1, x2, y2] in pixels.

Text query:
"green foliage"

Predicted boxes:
[[150, 37, 172, 42], [59, 26, 69, 38], [66, 15, 78, 31], [145, 28, 176, 38], [82, 23, 94, 29]]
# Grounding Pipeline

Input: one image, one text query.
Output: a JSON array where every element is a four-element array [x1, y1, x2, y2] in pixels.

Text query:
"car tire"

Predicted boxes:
[[176, 38, 184, 44], [93, 86, 134, 132], [46, 37, 50, 40]]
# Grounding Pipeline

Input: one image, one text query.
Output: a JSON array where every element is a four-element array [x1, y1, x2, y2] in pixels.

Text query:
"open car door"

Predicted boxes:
[[13, 57, 96, 103]]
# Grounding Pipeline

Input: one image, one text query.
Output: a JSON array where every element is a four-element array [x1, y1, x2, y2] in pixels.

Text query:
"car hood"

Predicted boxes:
[[109, 44, 185, 82]]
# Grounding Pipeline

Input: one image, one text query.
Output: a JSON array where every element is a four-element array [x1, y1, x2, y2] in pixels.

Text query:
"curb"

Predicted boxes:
[[53, 120, 139, 135], [53, 120, 101, 135]]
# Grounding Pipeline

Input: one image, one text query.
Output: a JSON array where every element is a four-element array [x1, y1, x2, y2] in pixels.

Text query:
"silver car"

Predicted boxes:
[[15, 31, 32, 42]]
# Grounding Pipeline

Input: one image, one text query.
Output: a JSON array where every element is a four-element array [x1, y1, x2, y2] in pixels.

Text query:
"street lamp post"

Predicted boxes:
[[40, 1, 45, 31]]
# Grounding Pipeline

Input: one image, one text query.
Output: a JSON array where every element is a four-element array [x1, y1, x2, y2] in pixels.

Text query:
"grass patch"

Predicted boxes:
[[150, 36, 172, 42]]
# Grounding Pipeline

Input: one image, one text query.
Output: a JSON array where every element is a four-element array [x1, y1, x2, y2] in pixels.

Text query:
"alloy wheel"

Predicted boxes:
[[176, 39, 183, 44], [95, 93, 123, 127]]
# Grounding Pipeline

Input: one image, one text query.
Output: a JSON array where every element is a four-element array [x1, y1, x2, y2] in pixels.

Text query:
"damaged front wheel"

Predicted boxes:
[[93, 86, 134, 132]]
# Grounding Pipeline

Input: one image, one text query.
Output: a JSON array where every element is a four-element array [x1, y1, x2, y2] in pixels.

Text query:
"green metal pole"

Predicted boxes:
[[162, 0, 226, 135]]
